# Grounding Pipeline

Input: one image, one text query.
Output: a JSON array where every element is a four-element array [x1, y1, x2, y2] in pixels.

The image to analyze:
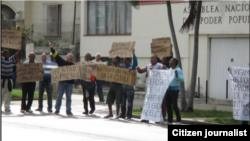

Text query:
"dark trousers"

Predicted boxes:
[[121, 86, 134, 118], [83, 87, 95, 112], [166, 90, 181, 122], [21, 82, 36, 110], [162, 93, 167, 120], [242, 121, 249, 125], [12, 72, 17, 88], [38, 81, 53, 110], [96, 80, 104, 100]]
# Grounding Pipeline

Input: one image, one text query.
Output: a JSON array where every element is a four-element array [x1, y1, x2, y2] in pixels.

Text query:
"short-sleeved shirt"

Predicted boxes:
[[144, 63, 163, 73]]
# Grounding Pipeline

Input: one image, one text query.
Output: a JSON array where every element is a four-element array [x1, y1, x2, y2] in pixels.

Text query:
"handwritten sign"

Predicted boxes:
[[17, 63, 44, 83], [76, 61, 108, 76], [51, 65, 92, 84], [109, 41, 135, 58], [141, 69, 175, 122], [229, 67, 249, 121], [96, 65, 137, 86], [1, 30, 22, 50], [151, 37, 172, 58]]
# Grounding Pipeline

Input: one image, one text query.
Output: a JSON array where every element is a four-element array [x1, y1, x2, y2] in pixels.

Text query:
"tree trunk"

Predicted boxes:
[[186, 1, 202, 111], [166, 1, 187, 111]]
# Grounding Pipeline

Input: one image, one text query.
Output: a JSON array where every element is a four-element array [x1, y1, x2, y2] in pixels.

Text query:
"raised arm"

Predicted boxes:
[[132, 49, 138, 70], [50, 43, 65, 66]]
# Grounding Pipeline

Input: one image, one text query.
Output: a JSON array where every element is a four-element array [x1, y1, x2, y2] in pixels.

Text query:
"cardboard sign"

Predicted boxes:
[[51, 65, 92, 84], [17, 63, 44, 83], [229, 67, 250, 121], [141, 69, 175, 122], [109, 41, 135, 58], [76, 61, 108, 76], [1, 30, 22, 50], [96, 65, 137, 86], [151, 37, 172, 58]]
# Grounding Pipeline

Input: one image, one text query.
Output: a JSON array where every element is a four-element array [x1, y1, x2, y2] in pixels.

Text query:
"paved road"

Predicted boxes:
[[2, 94, 168, 141]]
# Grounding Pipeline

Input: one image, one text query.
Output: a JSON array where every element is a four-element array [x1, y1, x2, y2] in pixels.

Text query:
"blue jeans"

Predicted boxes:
[[55, 81, 73, 112], [96, 80, 104, 100], [38, 81, 52, 110], [12, 72, 17, 88], [121, 86, 134, 118]]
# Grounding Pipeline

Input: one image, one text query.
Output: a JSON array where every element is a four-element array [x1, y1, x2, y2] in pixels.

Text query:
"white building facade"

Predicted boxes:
[[80, 1, 249, 100]]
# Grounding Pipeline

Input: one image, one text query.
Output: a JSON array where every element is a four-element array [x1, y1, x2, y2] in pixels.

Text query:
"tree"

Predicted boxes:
[[166, 1, 187, 111], [180, 1, 202, 111]]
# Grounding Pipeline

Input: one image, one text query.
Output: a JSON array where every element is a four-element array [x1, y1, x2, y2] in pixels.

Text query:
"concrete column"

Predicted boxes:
[[25, 43, 34, 59]]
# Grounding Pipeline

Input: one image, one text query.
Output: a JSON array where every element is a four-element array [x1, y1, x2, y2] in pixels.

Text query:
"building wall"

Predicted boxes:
[[80, 1, 249, 97]]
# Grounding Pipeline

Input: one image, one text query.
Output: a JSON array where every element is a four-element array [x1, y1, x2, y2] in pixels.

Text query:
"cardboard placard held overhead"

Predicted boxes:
[[1, 30, 22, 50], [17, 63, 44, 83], [96, 65, 137, 86], [109, 41, 135, 58], [151, 37, 172, 58], [76, 61, 108, 76], [50, 65, 92, 84]]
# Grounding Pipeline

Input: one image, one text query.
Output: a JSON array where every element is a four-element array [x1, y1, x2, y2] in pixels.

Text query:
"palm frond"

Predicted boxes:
[[129, 1, 140, 10], [180, 1, 199, 33]]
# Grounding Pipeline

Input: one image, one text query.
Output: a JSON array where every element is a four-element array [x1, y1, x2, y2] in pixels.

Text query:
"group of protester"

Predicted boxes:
[[1, 43, 184, 125]]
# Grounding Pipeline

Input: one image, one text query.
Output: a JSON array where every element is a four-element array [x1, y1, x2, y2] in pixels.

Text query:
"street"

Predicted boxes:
[[2, 94, 168, 141]]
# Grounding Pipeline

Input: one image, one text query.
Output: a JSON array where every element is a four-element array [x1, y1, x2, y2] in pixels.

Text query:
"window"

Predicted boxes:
[[87, 1, 132, 35], [45, 5, 62, 37]]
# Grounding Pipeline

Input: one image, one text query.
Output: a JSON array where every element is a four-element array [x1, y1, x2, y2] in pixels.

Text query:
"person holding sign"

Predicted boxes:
[[165, 58, 184, 125], [50, 43, 74, 116], [20, 52, 38, 113], [136, 54, 164, 123], [1, 49, 21, 112], [35, 53, 58, 113], [118, 49, 138, 120], [93, 53, 105, 102], [81, 53, 96, 115], [104, 56, 124, 119]]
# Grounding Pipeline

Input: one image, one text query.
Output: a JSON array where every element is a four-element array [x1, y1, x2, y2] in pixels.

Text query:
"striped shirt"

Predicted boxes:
[[1, 56, 15, 78], [42, 61, 58, 79]]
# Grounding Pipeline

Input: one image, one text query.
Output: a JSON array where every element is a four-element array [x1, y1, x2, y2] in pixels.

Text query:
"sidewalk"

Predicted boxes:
[[72, 89, 233, 125], [4, 90, 233, 125]]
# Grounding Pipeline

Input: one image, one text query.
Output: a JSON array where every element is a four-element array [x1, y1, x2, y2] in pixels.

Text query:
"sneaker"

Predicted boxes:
[[119, 115, 126, 119], [47, 109, 53, 113], [26, 109, 33, 113], [66, 111, 73, 116], [176, 122, 182, 125], [127, 117, 132, 120], [114, 115, 119, 119], [54, 110, 60, 115], [35, 108, 42, 112], [4, 109, 11, 112], [163, 122, 173, 125], [82, 111, 88, 115], [89, 109, 95, 114], [141, 120, 149, 123], [20, 110, 25, 113], [99, 99, 105, 102], [104, 114, 113, 118]]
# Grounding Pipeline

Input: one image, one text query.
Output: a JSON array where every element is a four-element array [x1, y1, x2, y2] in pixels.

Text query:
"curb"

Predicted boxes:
[[131, 115, 223, 125]]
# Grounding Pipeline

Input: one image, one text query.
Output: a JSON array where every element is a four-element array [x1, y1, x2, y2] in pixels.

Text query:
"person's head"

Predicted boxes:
[[3, 50, 10, 59], [29, 52, 35, 62], [95, 53, 101, 61], [161, 57, 167, 64], [113, 56, 121, 65], [66, 53, 74, 63], [150, 54, 158, 65], [169, 58, 178, 68], [85, 53, 91, 61], [41, 53, 47, 62], [124, 58, 132, 67]]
